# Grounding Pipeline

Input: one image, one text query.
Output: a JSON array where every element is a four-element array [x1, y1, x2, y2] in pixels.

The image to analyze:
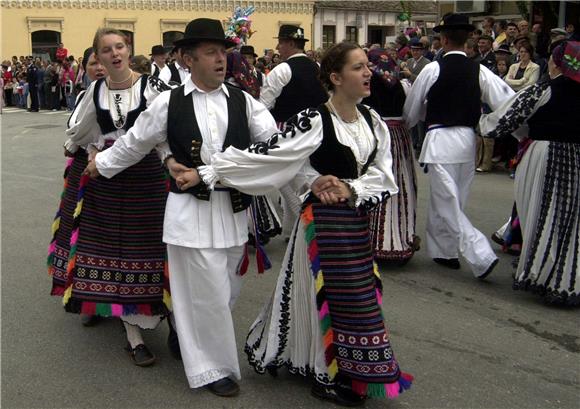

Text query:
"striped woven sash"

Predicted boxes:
[[302, 202, 413, 398]]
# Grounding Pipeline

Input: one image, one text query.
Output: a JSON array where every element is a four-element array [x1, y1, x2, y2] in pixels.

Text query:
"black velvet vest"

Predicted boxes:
[[168, 63, 181, 85], [528, 76, 580, 143], [270, 56, 328, 123], [309, 104, 377, 179], [167, 84, 252, 213], [94, 74, 148, 134], [425, 54, 482, 128]]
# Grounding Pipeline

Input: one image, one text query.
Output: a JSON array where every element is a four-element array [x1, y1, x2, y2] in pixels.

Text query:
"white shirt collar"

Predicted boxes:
[[174, 61, 186, 71], [287, 52, 307, 60], [183, 76, 230, 98], [444, 51, 467, 57]]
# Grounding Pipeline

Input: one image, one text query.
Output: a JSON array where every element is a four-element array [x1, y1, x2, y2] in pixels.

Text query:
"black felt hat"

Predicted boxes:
[[274, 25, 309, 42], [149, 45, 166, 56], [433, 13, 476, 33], [173, 18, 236, 48], [240, 45, 258, 57]]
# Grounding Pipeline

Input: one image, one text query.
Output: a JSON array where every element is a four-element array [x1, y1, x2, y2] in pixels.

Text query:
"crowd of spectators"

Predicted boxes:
[[1, 43, 84, 112]]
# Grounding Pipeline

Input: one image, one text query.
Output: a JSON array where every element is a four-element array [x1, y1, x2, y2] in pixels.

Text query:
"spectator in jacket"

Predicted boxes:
[[400, 38, 429, 83], [505, 42, 539, 91], [478, 35, 496, 71]]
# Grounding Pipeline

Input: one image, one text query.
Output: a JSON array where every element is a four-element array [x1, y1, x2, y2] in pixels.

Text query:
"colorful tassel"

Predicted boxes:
[[237, 243, 250, 275], [251, 202, 272, 274]]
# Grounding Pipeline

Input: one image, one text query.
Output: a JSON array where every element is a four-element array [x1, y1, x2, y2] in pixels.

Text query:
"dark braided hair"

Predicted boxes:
[[319, 41, 362, 91]]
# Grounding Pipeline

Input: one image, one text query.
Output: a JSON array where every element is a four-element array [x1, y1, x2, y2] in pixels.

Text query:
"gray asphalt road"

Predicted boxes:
[[1, 107, 579, 409]]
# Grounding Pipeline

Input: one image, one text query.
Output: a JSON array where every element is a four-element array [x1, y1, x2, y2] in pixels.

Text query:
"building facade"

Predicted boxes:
[[0, 0, 315, 60], [313, 1, 437, 49]]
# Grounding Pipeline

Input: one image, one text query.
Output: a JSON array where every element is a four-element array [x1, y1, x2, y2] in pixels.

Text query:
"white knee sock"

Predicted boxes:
[[123, 321, 144, 348]]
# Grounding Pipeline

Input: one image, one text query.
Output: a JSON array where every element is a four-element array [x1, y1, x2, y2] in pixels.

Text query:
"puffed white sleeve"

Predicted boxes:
[[403, 62, 439, 129], [347, 108, 399, 209], [479, 81, 551, 141], [259, 62, 292, 110], [198, 108, 324, 195], [95, 91, 170, 178], [64, 81, 99, 151], [479, 64, 515, 110]]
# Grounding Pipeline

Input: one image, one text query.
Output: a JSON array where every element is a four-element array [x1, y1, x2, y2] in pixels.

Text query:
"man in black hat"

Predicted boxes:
[[149, 44, 168, 77], [85, 18, 279, 397], [403, 13, 514, 280], [159, 45, 188, 86], [260, 24, 327, 239], [240, 45, 263, 86], [260, 25, 326, 121]]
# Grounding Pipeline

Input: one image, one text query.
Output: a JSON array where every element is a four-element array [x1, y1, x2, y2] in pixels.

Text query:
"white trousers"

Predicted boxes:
[[426, 163, 497, 277], [167, 244, 244, 389]]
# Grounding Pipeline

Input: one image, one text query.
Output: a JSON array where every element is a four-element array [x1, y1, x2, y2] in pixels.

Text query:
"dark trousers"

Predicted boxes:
[[51, 86, 61, 110], [4, 89, 14, 106], [38, 86, 46, 109], [43, 83, 52, 108], [29, 85, 39, 111]]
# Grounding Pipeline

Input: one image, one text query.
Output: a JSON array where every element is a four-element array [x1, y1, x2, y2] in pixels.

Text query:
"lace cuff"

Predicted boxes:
[[63, 138, 79, 154], [197, 165, 218, 191]]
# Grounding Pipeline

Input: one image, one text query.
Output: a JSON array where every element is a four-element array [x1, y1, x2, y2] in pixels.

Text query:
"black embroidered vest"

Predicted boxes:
[[270, 56, 328, 123], [94, 74, 148, 134], [527, 76, 580, 143], [425, 54, 482, 128], [309, 104, 377, 179], [167, 84, 252, 213]]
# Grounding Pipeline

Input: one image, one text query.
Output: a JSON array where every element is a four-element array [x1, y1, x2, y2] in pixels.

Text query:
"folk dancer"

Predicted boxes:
[[53, 29, 174, 366], [84, 18, 280, 397], [200, 41, 413, 407], [403, 14, 514, 278], [480, 41, 580, 305]]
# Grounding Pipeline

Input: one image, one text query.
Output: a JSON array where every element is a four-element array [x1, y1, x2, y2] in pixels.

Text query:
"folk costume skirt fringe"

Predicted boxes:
[[47, 145, 170, 327], [245, 202, 412, 399], [514, 141, 580, 306], [369, 119, 418, 263]]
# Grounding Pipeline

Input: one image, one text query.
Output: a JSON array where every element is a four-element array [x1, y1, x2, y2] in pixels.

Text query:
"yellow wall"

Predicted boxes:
[[0, 0, 314, 59]]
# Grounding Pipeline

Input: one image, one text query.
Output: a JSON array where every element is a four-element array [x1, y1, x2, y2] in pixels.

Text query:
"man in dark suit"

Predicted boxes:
[[26, 57, 39, 112]]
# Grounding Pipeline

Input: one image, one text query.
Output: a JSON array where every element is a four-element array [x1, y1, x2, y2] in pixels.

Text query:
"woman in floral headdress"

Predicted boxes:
[[362, 48, 420, 264], [480, 41, 580, 306]]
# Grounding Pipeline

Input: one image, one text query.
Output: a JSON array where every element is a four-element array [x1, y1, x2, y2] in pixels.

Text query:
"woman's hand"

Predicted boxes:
[[311, 175, 352, 205]]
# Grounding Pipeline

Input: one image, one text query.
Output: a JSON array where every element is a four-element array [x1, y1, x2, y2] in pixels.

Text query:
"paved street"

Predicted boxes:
[[1, 107, 579, 409]]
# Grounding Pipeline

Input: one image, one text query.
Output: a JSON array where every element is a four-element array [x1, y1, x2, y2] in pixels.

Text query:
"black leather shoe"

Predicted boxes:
[[491, 232, 505, 246], [311, 383, 366, 407], [125, 343, 156, 367], [167, 325, 182, 360], [205, 377, 240, 397], [478, 258, 499, 280], [80, 314, 102, 327], [433, 258, 461, 269]]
